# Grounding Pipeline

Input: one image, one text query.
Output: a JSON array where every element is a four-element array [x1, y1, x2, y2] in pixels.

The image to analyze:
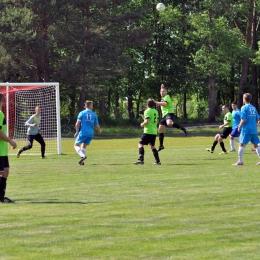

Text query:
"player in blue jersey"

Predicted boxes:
[[233, 93, 260, 166], [74, 100, 102, 165], [17, 106, 46, 158], [228, 101, 241, 152]]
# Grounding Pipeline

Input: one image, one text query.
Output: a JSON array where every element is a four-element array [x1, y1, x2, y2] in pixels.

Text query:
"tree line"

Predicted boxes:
[[0, 0, 259, 123]]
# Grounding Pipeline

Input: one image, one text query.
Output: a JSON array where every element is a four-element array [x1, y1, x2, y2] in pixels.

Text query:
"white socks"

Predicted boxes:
[[74, 146, 86, 158], [238, 146, 244, 163]]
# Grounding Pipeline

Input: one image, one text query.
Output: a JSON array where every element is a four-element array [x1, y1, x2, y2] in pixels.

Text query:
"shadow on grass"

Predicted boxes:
[[16, 199, 103, 204]]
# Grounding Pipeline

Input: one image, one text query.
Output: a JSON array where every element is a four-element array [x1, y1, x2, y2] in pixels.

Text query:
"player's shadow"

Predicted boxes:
[[18, 199, 103, 204]]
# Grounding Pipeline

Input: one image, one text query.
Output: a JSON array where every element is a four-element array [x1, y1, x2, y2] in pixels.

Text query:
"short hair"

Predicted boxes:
[[243, 93, 252, 103], [147, 99, 155, 108], [222, 104, 229, 109], [84, 100, 93, 108], [231, 101, 237, 105], [160, 84, 167, 91]]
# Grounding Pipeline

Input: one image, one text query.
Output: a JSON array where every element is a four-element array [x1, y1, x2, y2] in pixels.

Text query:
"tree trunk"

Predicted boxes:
[[78, 72, 87, 112], [237, 0, 253, 108], [208, 74, 216, 122], [183, 91, 187, 118]]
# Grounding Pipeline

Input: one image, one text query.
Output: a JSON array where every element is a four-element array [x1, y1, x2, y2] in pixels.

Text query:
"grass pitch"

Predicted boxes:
[[2, 136, 260, 260]]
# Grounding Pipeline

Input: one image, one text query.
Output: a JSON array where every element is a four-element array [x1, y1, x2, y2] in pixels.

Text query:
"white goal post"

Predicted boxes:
[[0, 83, 62, 155]]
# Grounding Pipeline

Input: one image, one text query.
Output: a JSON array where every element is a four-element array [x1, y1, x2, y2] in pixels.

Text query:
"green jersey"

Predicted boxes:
[[0, 110, 8, 156], [160, 94, 174, 117], [143, 108, 159, 135], [224, 112, 232, 127]]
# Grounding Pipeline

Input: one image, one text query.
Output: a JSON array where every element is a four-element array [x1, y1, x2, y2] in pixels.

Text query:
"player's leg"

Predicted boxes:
[[150, 135, 161, 165], [219, 128, 232, 154], [166, 114, 188, 136], [233, 133, 248, 165], [229, 135, 236, 152], [206, 133, 219, 153], [0, 156, 13, 203], [158, 120, 166, 152], [17, 135, 34, 158], [134, 134, 147, 164], [34, 133, 46, 158]]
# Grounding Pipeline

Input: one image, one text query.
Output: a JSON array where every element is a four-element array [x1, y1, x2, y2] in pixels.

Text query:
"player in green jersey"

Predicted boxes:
[[155, 84, 188, 152], [206, 104, 232, 154], [0, 94, 17, 203], [134, 99, 161, 165]]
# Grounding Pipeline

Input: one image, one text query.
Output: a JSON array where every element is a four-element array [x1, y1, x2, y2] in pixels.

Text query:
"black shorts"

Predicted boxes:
[[219, 127, 232, 139], [139, 134, 157, 146], [159, 113, 175, 126], [0, 156, 9, 172]]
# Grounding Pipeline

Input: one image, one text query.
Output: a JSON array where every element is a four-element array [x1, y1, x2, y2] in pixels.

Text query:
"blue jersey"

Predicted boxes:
[[77, 109, 99, 137], [232, 108, 241, 129], [240, 104, 259, 134]]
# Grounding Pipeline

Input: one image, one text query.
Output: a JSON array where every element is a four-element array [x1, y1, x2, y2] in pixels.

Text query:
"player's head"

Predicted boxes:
[[221, 104, 229, 113], [231, 101, 237, 109], [147, 99, 155, 108], [35, 106, 41, 115], [85, 100, 93, 109], [243, 93, 252, 104], [160, 84, 167, 97]]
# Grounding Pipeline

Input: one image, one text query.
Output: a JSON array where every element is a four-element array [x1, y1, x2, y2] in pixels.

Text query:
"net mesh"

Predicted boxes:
[[0, 85, 59, 155]]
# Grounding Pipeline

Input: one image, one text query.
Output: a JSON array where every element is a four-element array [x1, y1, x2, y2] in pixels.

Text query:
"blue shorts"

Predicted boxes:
[[75, 135, 93, 145], [239, 133, 259, 145], [230, 128, 240, 138]]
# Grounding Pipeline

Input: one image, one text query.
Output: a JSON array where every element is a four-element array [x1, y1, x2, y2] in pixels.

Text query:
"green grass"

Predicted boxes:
[[2, 136, 260, 259]]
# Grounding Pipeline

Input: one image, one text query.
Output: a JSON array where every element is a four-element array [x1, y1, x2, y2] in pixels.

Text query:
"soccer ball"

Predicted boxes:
[[156, 3, 165, 12]]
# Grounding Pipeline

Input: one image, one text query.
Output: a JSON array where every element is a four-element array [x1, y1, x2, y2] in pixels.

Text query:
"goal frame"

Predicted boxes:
[[0, 82, 62, 155]]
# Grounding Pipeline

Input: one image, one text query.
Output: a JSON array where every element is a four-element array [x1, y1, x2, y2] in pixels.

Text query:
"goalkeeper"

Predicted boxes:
[[17, 106, 46, 158]]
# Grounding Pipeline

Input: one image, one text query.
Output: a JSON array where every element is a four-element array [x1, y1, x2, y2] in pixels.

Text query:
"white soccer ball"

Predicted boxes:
[[156, 3, 165, 12]]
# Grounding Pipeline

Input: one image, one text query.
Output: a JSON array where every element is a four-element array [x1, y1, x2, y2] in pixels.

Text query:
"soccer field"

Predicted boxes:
[[2, 136, 260, 260]]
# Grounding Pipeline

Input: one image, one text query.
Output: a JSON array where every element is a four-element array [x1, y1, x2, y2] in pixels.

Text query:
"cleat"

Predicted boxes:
[[78, 156, 87, 165], [153, 162, 161, 165], [16, 149, 22, 158], [206, 148, 213, 153], [133, 160, 144, 165], [183, 128, 188, 136], [219, 151, 227, 155], [256, 162, 260, 165], [41, 156, 46, 159], [157, 146, 164, 152], [232, 162, 243, 166], [228, 149, 236, 152], [0, 197, 15, 203], [78, 162, 84, 166]]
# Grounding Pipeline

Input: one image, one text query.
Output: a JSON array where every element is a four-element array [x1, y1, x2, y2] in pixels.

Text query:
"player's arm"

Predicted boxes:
[[95, 125, 102, 134], [74, 119, 81, 137], [220, 120, 231, 128], [238, 119, 246, 131], [0, 129, 17, 149], [141, 118, 150, 127], [155, 100, 167, 106], [25, 116, 36, 127]]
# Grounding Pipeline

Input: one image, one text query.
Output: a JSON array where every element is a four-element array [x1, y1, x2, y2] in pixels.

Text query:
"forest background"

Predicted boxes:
[[0, 0, 260, 126]]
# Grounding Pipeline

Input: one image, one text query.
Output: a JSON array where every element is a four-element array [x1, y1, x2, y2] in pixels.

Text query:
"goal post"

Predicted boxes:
[[0, 83, 62, 155]]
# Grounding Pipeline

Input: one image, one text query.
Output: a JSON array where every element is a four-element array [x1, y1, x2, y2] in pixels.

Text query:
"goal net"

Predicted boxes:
[[0, 83, 62, 155]]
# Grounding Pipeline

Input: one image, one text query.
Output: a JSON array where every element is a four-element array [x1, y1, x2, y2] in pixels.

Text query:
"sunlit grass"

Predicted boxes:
[[2, 135, 260, 260]]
